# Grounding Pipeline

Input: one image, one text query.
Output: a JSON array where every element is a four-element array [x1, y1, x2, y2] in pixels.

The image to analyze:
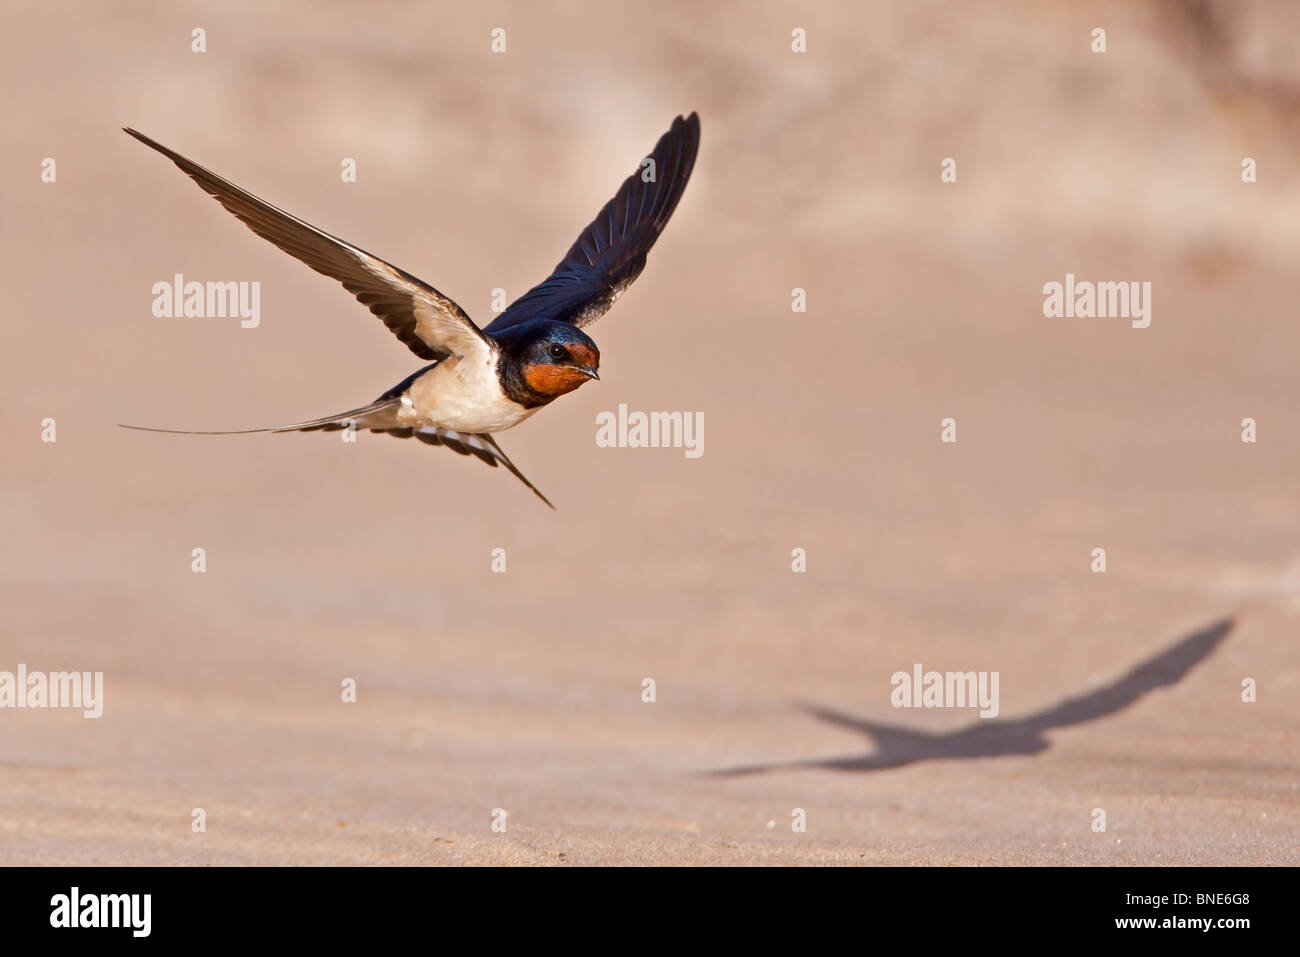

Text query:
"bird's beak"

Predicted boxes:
[[579, 366, 599, 381]]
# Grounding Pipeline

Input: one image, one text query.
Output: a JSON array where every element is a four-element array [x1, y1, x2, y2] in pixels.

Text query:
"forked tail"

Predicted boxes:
[[119, 399, 554, 507], [118, 398, 399, 436]]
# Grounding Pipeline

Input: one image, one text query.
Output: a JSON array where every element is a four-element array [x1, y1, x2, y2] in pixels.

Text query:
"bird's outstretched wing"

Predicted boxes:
[[124, 128, 491, 363], [485, 113, 700, 334]]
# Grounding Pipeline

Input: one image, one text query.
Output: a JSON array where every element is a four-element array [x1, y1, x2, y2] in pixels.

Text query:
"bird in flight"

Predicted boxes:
[[121, 114, 701, 507]]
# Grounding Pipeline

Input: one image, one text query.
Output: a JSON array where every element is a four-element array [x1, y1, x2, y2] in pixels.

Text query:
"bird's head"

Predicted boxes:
[[514, 322, 601, 400]]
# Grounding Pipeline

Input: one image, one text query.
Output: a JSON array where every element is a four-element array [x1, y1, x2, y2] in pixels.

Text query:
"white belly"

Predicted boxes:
[[401, 355, 537, 433]]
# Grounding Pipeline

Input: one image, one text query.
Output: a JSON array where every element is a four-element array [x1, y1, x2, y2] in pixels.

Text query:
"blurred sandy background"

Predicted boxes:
[[1, 0, 1297, 864]]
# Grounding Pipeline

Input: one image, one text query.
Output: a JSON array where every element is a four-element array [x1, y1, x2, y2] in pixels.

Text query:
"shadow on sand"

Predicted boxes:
[[713, 617, 1234, 775]]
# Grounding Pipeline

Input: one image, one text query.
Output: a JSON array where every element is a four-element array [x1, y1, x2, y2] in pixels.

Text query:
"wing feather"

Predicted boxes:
[[124, 128, 491, 362], [485, 113, 700, 334]]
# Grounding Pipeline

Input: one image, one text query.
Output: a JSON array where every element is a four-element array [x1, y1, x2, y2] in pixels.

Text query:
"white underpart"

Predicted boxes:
[[401, 351, 538, 434]]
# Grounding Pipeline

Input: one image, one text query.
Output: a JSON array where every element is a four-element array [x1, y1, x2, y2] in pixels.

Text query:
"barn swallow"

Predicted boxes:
[[120, 113, 700, 507]]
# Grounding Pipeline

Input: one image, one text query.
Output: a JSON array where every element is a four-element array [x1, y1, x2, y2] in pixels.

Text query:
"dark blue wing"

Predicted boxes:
[[485, 113, 700, 334]]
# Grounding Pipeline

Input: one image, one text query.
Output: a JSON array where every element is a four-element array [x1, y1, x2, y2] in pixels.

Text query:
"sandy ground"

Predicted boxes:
[[1, 0, 1298, 864]]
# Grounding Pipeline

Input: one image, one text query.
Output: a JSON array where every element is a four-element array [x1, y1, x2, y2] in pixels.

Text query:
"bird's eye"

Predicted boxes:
[[547, 343, 566, 360]]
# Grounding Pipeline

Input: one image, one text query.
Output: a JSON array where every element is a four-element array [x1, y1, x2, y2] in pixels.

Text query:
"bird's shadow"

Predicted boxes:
[[712, 617, 1234, 776]]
